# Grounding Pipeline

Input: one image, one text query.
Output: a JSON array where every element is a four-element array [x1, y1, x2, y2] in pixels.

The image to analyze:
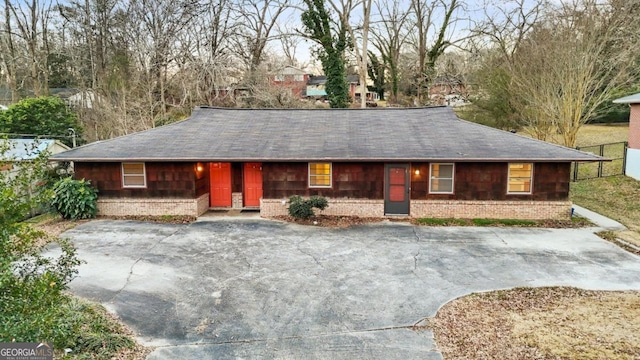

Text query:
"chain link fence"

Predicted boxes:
[[572, 141, 627, 181]]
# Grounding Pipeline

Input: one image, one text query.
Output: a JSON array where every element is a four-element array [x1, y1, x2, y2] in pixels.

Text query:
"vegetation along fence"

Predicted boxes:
[[572, 141, 627, 181]]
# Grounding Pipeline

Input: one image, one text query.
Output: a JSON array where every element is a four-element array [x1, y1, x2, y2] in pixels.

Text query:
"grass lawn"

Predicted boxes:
[[574, 123, 629, 146], [571, 175, 640, 247]]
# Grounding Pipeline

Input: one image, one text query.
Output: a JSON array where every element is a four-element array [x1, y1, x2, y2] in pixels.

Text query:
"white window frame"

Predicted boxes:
[[122, 162, 147, 188], [507, 163, 534, 195], [308, 162, 332, 188], [429, 163, 455, 194]]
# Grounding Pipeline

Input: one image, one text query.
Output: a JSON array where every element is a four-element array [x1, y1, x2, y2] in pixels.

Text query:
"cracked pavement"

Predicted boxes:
[[48, 218, 640, 359]]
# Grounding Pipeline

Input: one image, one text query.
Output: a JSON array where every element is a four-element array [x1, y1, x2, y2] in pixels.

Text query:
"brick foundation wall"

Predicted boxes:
[[261, 198, 572, 220], [410, 200, 572, 220], [261, 198, 384, 217], [98, 194, 210, 217], [196, 194, 210, 216]]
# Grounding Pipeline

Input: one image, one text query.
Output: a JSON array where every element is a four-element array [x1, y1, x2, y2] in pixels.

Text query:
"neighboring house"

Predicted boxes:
[[429, 76, 469, 107], [66, 89, 103, 109], [613, 92, 640, 180], [50, 107, 602, 219], [270, 66, 309, 98], [306, 75, 329, 98], [1, 138, 70, 173], [306, 75, 377, 102], [211, 85, 252, 102]]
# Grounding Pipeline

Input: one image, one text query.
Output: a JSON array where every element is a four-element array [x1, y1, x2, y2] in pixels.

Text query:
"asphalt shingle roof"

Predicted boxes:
[[50, 107, 603, 162]]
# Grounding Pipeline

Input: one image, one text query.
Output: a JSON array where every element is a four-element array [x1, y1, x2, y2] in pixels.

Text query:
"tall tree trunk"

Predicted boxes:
[[3, 0, 19, 102]]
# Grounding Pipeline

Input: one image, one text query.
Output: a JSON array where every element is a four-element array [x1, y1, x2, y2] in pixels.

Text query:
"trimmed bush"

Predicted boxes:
[[288, 195, 329, 220], [51, 178, 98, 220]]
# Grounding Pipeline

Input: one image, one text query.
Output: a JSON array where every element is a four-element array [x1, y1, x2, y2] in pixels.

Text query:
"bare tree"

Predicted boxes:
[[1, 0, 19, 101], [6, 0, 53, 96], [408, 0, 466, 103], [470, 0, 544, 65], [277, 23, 307, 68], [234, 0, 291, 73], [58, 0, 125, 89], [178, 0, 238, 106], [508, 0, 640, 147], [127, 0, 200, 122], [371, 0, 410, 103]]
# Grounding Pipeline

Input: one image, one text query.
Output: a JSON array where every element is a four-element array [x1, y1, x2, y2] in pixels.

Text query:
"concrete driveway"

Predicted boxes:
[[54, 218, 640, 359]]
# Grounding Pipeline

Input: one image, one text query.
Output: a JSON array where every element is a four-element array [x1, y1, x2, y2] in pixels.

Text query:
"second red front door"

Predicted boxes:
[[243, 163, 263, 207]]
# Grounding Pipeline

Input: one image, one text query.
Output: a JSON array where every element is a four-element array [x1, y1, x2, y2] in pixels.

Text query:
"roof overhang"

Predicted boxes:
[[50, 157, 609, 163], [613, 92, 640, 104]]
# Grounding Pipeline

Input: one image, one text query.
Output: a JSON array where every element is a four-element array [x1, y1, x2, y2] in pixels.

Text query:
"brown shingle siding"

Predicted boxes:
[[262, 161, 570, 201], [74, 162, 200, 199]]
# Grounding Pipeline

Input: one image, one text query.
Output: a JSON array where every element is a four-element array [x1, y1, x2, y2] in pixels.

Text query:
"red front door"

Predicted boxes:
[[210, 162, 232, 207], [243, 163, 263, 207]]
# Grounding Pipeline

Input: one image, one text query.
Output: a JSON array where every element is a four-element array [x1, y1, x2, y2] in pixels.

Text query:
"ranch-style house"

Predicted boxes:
[[50, 106, 602, 219]]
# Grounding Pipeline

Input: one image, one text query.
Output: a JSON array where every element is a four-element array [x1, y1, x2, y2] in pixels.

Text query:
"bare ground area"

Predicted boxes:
[[272, 215, 592, 228], [430, 287, 640, 360], [272, 214, 385, 227]]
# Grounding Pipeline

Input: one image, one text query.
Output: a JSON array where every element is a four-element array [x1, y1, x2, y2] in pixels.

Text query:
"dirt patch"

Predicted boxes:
[[271, 215, 592, 229], [430, 287, 640, 360], [98, 215, 196, 224], [30, 214, 90, 247], [411, 218, 592, 228], [272, 215, 385, 228]]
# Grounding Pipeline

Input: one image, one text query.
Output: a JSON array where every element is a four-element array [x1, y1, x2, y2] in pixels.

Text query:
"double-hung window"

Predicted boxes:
[[507, 163, 533, 194], [309, 162, 332, 188], [122, 163, 146, 188], [429, 163, 454, 194]]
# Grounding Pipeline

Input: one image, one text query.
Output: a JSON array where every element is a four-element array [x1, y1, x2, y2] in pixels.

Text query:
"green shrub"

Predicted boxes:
[[1, 230, 83, 349], [308, 195, 328, 210], [288, 195, 329, 220], [51, 178, 98, 220]]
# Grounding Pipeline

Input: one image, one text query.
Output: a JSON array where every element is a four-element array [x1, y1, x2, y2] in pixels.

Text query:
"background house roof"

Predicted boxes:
[[2, 139, 70, 160], [275, 66, 307, 75], [50, 107, 603, 162], [307, 75, 360, 85], [613, 92, 640, 104]]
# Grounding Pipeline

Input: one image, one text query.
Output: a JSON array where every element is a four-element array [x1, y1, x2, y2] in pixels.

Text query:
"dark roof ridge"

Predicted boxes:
[[194, 106, 448, 111]]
